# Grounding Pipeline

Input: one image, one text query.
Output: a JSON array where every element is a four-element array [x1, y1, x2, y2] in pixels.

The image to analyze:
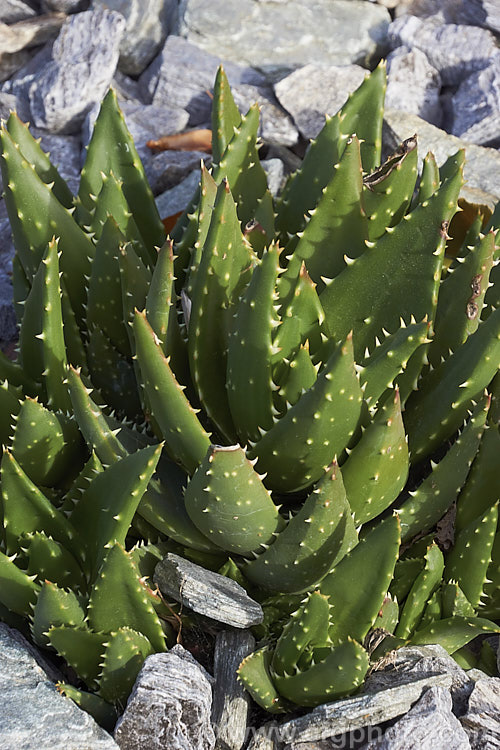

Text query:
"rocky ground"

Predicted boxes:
[[0, 0, 500, 748]]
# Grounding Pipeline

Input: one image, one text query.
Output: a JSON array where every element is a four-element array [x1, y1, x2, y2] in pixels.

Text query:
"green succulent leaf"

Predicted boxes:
[[1, 449, 76, 555], [184, 444, 284, 556], [244, 462, 357, 593], [248, 333, 363, 494], [78, 88, 164, 259], [87, 543, 165, 653], [395, 544, 444, 640], [321, 514, 400, 645], [98, 627, 154, 705], [342, 389, 408, 526], [31, 580, 86, 648], [0, 548, 40, 616], [49, 626, 106, 690]]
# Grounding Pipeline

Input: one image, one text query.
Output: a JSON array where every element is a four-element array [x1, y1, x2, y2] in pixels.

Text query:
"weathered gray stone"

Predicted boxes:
[[92, 0, 177, 77], [0, 622, 118, 749], [451, 55, 500, 146], [212, 630, 255, 750], [145, 148, 210, 196], [118, 100, 190, 157], [112, 69, 145, 105], [278, 674, 452, 744], [139, 36, 265, 119], [0, 274, 16, 340], [154, 553, 264, 628], [155, 168, 200, 220], [42, 0, 90, 11], [274, 63, 366, 140], [31, 127, 81, 187], [140, 36, 296, 146], [0, 90, 17, 119], [364, 644, 472, 716], [460, 677, 500, 749], [262, 158, 286, 197], [0, 13, 65, 56], [0, 0, 37, 23], [114, 645, 215, 750], [383, 109, 500, 208], [386, 46, 442, 127], [405, 0, 500, 34], [2, 43, 53, 102], [28, 9, 126, 133], [364, 687, 471, 750], [388, 15, 498, 86], [175, 0, 390, 79]]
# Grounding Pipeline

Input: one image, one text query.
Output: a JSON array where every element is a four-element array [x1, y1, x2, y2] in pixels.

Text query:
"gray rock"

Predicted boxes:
[[0, 13, 65, 55], [278, 674, 452, 744], [0, 199, 15, 269], [28, 9, 126, 134], [383, 108, 500, 208], [31, 127, 81, 186], [139, 35, 265, 119], [0, 90, 17, 119], [41, 0, 90, 11], [155, 167, 200, 220], [154, 553, 264, 628], [274, 63, 366, 140], [0, 0, 37, 23], [0, 622, 118, 750], [2, 43, 53, 103], [118, 99, 190, 159], [457, 1, 500, 34], [451, 55, 500, 146], [139, 36, 296, 147], [262, 158, 286, 197], [175, 0, 391, 79], [364, 686, 471, 750], [386, 46, 442, 128], [212, 630, 255, 750], [91, 0, 177, 77], [364, 644, 472, 716], [114, 645, 216, 750], [0, 273, 16, 341], [146, 149, 210, 196], [112, 69, 145, 105], [388, 15, 498, 86], [460, 677, 500, 749]]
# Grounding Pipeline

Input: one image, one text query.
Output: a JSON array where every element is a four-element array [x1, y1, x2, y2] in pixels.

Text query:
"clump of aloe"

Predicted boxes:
[[0, 62, 499, 718]]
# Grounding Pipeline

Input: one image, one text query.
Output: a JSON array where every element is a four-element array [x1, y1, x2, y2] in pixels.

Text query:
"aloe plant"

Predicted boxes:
[[0, 62, 499, 717]]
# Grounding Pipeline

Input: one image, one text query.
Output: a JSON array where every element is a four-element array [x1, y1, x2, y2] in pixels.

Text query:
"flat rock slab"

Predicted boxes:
[[0, 13, 65, 55], [365, 686, 471, 750], [0, 623, 118, 750], [28, 8, 126, 133], [114, 646, 215, 750], [383, 108, 500, 208], [175, 0, 390, 79], [274, 63, 366, 140], [278, 673, 452, 744], [212, 630, 255, 750], [364, 644, 472, 716], [460, 676, 500, 749], [154, 553, 264, 628]]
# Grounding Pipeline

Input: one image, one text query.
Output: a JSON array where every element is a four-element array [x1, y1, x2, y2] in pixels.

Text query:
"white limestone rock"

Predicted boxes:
[[451, 55, 500, 146]]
